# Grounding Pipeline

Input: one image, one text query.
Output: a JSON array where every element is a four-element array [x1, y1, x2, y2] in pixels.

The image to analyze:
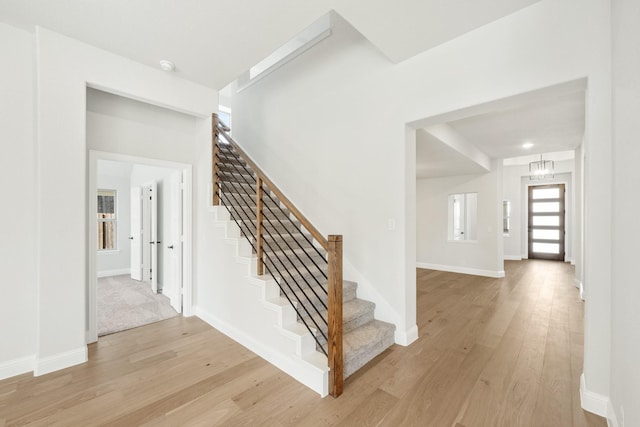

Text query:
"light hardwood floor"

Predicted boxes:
[[0, 260, 606, 426]]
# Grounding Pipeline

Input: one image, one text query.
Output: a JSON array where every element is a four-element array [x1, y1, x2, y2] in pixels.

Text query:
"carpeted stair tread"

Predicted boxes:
[[343, 299, 375, 332], [298, 297, 376, 340], [343, 319, 396, 378]]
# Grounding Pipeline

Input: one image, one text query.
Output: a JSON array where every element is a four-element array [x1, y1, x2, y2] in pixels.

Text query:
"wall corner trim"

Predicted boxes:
[[580, 373, 609, 418], [395, 324, 418, 346], [34, 346, 87, 377], [0, 355, 35, 381]]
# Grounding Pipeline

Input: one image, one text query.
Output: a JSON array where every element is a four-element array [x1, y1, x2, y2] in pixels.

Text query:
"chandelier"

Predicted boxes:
[[529, 154, 554, 180]]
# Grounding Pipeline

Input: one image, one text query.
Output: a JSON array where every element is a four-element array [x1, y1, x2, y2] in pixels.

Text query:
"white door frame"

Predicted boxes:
[[88, 150, 194, 343]]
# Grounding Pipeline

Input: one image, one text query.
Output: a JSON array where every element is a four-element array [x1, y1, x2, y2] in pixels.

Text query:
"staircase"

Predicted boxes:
[[212, 114, 395, 396]]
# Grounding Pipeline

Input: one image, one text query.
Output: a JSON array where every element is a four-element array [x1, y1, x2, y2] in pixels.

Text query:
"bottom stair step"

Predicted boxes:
[[343, 319, 395, 378]]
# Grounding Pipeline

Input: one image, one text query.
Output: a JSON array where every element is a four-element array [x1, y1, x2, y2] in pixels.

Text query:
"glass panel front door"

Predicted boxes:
[[528, 184, 565, 261]]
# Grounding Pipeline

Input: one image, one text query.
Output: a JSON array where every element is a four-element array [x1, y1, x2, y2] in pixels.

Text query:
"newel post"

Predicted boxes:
[[212, 113, 220, 206], [256, 177, 264, 275], [327, 234, 343, 397]]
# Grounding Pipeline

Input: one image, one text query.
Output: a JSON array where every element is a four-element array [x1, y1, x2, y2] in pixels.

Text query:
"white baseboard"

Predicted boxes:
[[504, 255, 522, 261], [607, 399, 619, 427], [97, 268, 130, 278], [416, 262, 505, 278], [0, 355, 35, 380], [574, 278, 585, 300], [34, 346, 87, 376], [395, 324, 418, 346], [166, 291, 181, 313], [580, 373, 609, 418], [195, 306, 328, 397], [577, 280, 584, 300]]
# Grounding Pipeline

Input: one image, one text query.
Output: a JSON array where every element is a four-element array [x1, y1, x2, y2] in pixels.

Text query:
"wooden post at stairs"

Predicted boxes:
[[327, 234, 343, 397]]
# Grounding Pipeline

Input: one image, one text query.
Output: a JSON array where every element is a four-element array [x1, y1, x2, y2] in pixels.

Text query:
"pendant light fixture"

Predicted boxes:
[[529, 154, 554, 180]]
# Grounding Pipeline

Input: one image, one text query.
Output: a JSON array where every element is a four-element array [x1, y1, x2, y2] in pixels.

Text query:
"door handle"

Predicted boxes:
[[129, 236, 134, 240], [167, 245, 174, 249]]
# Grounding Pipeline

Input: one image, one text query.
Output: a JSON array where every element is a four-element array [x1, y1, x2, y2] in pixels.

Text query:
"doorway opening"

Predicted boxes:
[[528, 184, 566, 261], [88, 152, 193, 343]]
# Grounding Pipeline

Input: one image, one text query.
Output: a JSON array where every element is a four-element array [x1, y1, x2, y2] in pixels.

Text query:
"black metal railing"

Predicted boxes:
[[215, 136, 331, 353], [211, 113, 344, 397]]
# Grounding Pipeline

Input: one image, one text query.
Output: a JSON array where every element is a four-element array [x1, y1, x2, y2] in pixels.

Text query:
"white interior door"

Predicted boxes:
[[166, 171, 183, 313], [141, 181, 158, 293], [130, 186, 142, 281], [149, 181, 158, 293]]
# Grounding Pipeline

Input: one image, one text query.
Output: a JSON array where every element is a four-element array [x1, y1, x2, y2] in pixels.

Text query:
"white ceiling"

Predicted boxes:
[[447, 90, 586, 160], [0, 0, 542, 90], [416, 130, 489, 179], [416, 87, 586, 178], [336, 0, 543, 63]]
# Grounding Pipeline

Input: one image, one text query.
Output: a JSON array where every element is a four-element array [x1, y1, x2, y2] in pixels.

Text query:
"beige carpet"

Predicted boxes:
[[98, 275, 179, 336]]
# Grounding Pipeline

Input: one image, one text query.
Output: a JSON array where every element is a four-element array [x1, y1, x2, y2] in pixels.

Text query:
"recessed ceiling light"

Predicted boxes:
[[159, 60, 175, 72], [522, 142, 534, 149]]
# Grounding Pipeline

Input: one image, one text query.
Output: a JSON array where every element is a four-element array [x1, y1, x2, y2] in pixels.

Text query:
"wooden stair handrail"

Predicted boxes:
[[212, 113, 343, 397], [213, 116, 329, 251]]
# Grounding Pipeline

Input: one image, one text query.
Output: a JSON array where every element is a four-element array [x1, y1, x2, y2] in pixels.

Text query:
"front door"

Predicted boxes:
[[528, 184, 565, 261]]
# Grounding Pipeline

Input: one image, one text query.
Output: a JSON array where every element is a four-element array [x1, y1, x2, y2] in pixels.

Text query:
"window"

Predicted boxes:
[[97, 189, 117, 250], [448, 193, 478, 241], [236, 14, 331, 91], [218, 105, 231, 129], [503, 200, 511, 235]]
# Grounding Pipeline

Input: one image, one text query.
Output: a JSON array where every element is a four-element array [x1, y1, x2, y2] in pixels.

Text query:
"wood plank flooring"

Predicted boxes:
[[0, 260, 607, 426]]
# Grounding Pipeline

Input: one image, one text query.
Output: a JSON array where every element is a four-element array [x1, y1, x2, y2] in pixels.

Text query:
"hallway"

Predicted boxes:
[[0, 261, 605, 426], [407, 260, 604, 426]]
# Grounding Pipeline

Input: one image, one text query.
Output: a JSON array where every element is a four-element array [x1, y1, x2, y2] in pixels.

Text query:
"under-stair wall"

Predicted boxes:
[[195, 205, 330, 395]]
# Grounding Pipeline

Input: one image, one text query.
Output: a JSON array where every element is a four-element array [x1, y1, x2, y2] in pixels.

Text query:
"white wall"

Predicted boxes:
[[96, 161, 132, 277], [502, 159, 575, 261], [86, 88, 199, 164], [229, 0, 612, 381], [0, 23, 37, 378], [32, 27, 217, 376], [611, 0, 640, 425], [416, 164, 504, 277]]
